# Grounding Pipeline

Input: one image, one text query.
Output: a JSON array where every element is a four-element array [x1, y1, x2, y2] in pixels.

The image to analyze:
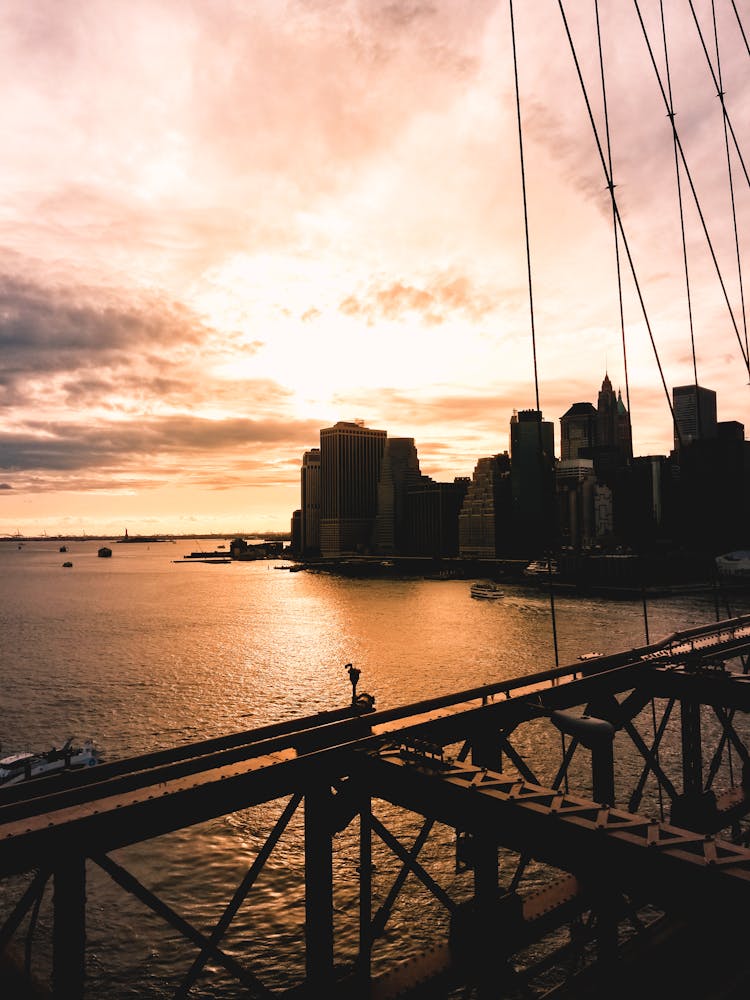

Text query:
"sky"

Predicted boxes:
[[1, 0, 749, 537]]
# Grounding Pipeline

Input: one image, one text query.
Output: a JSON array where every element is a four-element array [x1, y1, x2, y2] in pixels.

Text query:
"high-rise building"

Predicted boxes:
[[560, 402, 597, 460], [300, 448, 321, 556], [510, 409, 555, 555], [672, 384, 717, 450], [596, 373, 631, 459], [555, 458, 596, 550], [407, 478, 469, 557], [319, 421, 387, 557], [373, 438, 425, 554], [458, 454, 510, 557]]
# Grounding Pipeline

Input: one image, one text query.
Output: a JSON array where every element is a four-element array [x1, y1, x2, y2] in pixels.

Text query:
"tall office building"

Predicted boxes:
[[407, 478, 469, 557], [555, 458, 597, 550], [300, 448, 321, 556], [672, 384, 717, 450], [319, 421, 387, 557], [510, 409, 555, 554], [560, 402, 597, 460], [596, 373, 631, 459], [373, 438, 425, 555], [458, 454, 510, 557]]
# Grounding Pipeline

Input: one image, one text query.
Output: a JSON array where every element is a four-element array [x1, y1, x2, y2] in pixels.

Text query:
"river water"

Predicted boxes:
[[1, 538, 748, 997]]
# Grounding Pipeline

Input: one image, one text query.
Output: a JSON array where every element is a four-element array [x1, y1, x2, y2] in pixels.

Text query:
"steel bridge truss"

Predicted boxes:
[[1, 614, 750, 998]]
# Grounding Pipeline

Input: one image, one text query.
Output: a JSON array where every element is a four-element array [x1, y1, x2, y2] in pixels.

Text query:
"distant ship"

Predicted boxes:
[[117, 529, 168, 543]]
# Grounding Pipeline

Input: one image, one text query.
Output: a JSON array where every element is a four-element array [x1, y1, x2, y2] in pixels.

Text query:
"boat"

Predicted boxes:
[[62, 561, 73, 568], [0, 738, 101, 787], [524, 558, 559, 577], [59, 545, 67, 552], [470, 580, 504, 600], [98, 546, 112, 558], [715, 551, 750, 581]]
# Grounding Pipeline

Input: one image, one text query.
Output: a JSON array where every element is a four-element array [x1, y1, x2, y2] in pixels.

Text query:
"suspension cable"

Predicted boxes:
[[594, 0, 633, 458], [687, 0, 750, 191], [632, 0, 750, 376], [659, 1, 700, 393], [711, 0, 749, 363], [556, 1, 682, 443], [730, 0, 750, 58], [509, 0, 560, 668], [509, 0, 540, 414]]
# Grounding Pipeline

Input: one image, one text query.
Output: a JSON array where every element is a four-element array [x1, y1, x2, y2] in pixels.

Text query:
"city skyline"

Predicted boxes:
[[1, 2, 748, 536]]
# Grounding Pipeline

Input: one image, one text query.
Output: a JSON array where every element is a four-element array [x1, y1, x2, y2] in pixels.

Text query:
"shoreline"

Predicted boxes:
[[290, 555, 750, 600]]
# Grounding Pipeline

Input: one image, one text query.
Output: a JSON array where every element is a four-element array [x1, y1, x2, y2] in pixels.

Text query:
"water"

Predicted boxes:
[[1, 539, 748, 997]]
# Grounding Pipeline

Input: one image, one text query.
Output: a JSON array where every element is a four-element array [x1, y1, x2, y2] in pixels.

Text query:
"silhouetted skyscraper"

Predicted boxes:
[[596, 373, 631, 459], [560, 402, 597, 460], [319, 421, 387, 557], [458, 454, 510, 557], [510, 409, 555, 555], [672, 384, 717, 450], [373, 438, 425, 555], [300, 448, 321, 556]]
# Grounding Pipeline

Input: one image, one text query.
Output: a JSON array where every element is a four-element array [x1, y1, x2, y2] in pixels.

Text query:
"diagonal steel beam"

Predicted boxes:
[[0, 868, 49, 954], [175, 793, 301, 998], [370, 814, 457, 915], [93, 853, 273, 997]]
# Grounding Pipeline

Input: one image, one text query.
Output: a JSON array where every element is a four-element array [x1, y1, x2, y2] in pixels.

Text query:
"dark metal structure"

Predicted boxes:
[[2, 613, 750, 998]]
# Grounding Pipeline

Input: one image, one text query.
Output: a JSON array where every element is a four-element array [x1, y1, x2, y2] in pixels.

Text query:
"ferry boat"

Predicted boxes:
[[470, 581, 504, 600], [0, 738, 101, 787]]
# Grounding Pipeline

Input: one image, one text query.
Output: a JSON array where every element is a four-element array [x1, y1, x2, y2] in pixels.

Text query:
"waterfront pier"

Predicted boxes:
[[2, 613, 750, 998]]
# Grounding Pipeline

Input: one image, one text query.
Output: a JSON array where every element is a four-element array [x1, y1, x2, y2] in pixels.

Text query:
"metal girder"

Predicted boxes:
[[363, 751, 750, 912], [646, 667, 750, 710], [93, 853, 269, 995]]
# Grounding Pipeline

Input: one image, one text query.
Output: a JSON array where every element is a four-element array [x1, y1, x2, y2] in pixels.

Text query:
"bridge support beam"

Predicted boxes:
[[671, 698, 716, 830], [471, 729, 500, 898], [52, 855, 86, 1000], [304, 783, 335, 990], [358, 796, 372, 986], [470, 728, 502, 999]]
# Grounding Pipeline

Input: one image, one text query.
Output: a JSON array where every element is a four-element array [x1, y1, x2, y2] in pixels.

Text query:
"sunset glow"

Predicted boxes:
[[1, 1, 748, 535]]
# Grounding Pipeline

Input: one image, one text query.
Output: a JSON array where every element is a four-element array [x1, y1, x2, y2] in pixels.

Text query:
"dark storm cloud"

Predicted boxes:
[[0, 272, 206, 383], [0, 413, 321, 480], [0, 270, 273, 416]]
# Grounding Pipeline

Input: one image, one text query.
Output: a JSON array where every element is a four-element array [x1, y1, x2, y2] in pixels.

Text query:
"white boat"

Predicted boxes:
[[0, 738, 101, 787], [524, 559, 558, 577], [715, 551, 750, 581], [470, 581, 504, 600]]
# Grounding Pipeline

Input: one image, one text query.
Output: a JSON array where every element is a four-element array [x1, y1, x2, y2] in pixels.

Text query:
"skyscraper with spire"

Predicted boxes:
[[596, 373, 631, 460]]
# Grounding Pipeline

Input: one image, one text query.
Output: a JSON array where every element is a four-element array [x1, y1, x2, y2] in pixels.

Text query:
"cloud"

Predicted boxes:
[[339, 274, 495, 326], [0, 413, 320, 488], [0, 271, 204, 383]]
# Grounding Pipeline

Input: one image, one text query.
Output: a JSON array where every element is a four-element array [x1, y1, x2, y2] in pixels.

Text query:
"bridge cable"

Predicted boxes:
[[555, 1, 683, 445], [632, 0, 750, 377], [658, 1, 700, 396], [594, 0, 633, 460], [509, 0, 560, 668], [710, 0, 750, 363], [595, 0, 655, 641], [687, 0, 750, 193], [730, 0, 750, 59]]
